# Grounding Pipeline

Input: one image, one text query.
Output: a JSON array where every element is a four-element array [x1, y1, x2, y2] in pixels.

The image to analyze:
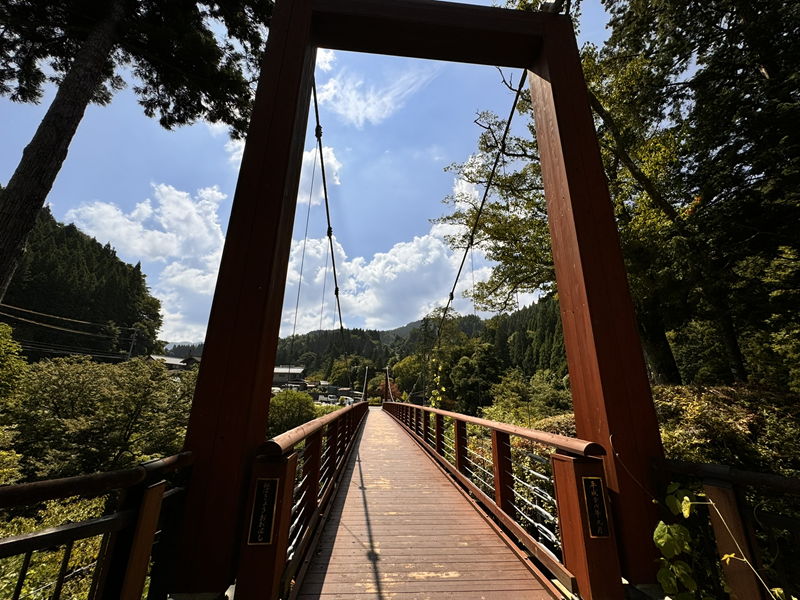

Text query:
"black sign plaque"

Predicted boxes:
[[582, 476, 610, 538], [248, 478, 279, 545]]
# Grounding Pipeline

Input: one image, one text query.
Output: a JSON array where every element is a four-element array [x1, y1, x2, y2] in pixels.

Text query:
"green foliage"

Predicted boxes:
[[2, 209, 164, 357], [0, 425, 21, 486], [314, 404, 342, 419], [1, 357, 195, 480], [267, 390, 317, 439], [653, 385, 800, 478], [653, 486, 718, 600], [481, 368, 572, 427], [0, 0, 271, 136], [0, 323, 26, 400], [0, 496, 106, 598], [166, 343, 204, 358]]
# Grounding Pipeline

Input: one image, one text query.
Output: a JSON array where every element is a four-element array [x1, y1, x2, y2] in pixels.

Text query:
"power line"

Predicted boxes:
[[16, 337, 127, 356], [0, 302, 135, 329], [0, 310, 132, 340], [19, 344, 128, 361]]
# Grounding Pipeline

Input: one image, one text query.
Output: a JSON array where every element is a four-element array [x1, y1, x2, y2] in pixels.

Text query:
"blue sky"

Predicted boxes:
[[0, 1, 610, 344]]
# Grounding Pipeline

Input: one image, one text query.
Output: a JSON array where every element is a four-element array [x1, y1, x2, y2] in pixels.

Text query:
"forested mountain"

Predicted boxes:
[[0, 207, 163, 359], [166, 343, 205, 358], [274, 297, 567, 414]]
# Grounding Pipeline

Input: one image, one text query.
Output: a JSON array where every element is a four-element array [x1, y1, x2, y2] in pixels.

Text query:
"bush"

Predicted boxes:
[[3, 356, 195, 481], [267, 390, 317, 438], [653, 384, 800, 477]]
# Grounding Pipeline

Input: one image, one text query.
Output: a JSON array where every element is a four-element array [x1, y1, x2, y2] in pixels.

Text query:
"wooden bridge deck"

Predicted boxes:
[[295, 407, 556, 599]]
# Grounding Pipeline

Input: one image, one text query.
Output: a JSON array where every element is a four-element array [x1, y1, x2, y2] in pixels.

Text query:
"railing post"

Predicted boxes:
[[120, 481, 166, 600], [551, 453, 624, 600], [96, 480, 165, 600], [455, 419, 468, 475], [301, 429, 323, 532], [422, 410, 430, 446], [237, 452, 299, 600], [327, 419, 339, 471], [491, 430, 515, 518], [413, 407, 419, 437], [703, 482, 767, 600], [435, 414, 444, 456]]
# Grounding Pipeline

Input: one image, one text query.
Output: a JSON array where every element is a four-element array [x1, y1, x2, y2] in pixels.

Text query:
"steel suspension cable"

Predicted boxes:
[[290, 146, 319, 358], [433, 70, 526, 350], [312, 77, 353, 387]]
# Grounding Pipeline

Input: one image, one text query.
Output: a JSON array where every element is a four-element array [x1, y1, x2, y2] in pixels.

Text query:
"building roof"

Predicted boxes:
[[274, 365, 305, 375], [148, 355, 185, 366]]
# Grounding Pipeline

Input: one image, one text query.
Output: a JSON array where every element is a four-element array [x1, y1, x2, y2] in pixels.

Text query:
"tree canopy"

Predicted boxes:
[[436, 0, 800, 388], [1, 207, 164, 357], [0, 0, 273, 301]]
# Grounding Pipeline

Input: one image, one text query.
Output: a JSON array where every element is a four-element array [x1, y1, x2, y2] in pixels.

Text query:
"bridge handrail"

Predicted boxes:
[[0, 451, 194, 509], [658, 457, 800, 494], [654, 457, 800, 598], [236, 401, 370, 599], [385, 403, 604, 457], [381, 401, 630, 598], [0, 452, 194, 600], [258, 401, 362, 457]]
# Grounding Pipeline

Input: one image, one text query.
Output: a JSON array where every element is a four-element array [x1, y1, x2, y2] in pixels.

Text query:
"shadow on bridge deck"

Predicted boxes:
[[295, 407, 556, 599]]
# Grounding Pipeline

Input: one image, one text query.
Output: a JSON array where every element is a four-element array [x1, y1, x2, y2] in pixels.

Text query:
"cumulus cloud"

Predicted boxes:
[[66, 184, 228, 342], [225, 138, 245, 168], [279, 222, 494, 337], [316, 49, 336, 72], [316, 66, 438, 128], [297, 146, 341, 207]]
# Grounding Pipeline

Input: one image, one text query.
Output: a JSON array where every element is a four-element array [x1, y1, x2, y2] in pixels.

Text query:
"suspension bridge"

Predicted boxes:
[[2, 0, 797, 598]]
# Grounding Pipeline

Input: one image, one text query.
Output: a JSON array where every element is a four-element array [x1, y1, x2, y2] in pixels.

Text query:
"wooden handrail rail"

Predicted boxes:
[[382, 402, 604, 456], [0, 451, 194, 509], [258, 402, 364, 457], [656, 458, 800, 494]]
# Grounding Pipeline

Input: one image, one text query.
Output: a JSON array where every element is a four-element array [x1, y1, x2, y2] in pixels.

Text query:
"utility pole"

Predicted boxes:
[[126, 329, 137, 360]]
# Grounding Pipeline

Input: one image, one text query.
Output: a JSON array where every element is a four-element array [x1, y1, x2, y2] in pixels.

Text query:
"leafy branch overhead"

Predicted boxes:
[[438, 0, 800, 388], [0, 0, 273, 302]]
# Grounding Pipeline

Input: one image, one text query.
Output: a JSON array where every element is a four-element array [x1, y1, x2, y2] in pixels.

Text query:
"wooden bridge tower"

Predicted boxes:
[[171, 0, 665, 594]]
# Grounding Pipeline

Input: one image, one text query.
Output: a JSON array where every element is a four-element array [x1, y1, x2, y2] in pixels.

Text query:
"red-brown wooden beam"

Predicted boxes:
[[173, 0, 317, 591], [527, 13, 663, 582]]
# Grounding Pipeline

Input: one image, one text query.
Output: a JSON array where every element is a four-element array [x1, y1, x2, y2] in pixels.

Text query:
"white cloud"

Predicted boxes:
[[225, 138, 245, 168], [297, 146, 341, 207], [279, 222, 494, 336], [316, 49, 336, 72], [316, 67, 439, 128], [66, 184, 228, 342], [205, 121, 229, 138]]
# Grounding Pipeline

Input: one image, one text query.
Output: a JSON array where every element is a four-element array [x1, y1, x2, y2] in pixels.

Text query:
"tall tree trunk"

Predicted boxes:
[[636, 308, 683, 384], [717, 309, 748, 383], [0, 0, 126, 302]]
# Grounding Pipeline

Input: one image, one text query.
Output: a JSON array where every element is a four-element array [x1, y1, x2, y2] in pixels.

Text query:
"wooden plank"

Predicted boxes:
[[297, 592, 551, 600], [307, 559, 533, 573], [236, 452, 299, 599], [527, 12, 663, 583], [492, 430, 514, 517], [703, 484, 767, 600], [295, 409, 557, 599], [550, 454, 623, 600], [120, 482, 165, 600]]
